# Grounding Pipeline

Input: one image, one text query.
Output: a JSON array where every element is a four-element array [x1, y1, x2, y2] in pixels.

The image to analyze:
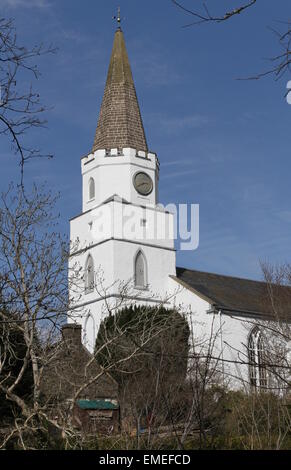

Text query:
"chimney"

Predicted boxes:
[[62, 324, 82, 346]]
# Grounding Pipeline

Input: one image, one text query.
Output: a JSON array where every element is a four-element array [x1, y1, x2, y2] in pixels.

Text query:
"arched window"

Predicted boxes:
[[134, 250, 147, 288], [85, 254, 94, 293], [83, 313, 95, 353], [89, 178, 95, 200], [248, 327, 267, 389]]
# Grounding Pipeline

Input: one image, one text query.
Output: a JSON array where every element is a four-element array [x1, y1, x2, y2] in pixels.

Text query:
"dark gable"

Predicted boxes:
[[174, 267, 291, 319]]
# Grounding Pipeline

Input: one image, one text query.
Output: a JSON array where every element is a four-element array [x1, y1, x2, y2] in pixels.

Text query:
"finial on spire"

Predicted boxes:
[[92, 22, 148, 153], [113, 7, 122, 29]]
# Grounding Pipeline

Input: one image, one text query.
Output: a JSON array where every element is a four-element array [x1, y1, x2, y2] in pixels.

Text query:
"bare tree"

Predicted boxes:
[[0, 17, 55, 184], [226, 390, 291, 449], [1, 185, 289, 449], [0, 184, 69, 448], [257, 262, 291, 391], [222, 262, 291, 393], [208, 261, 291, 450], [171, 1, 291, 87], [172, 314, 226, 449], [0, 197, 191, 449], [172, 0, 257, 26]]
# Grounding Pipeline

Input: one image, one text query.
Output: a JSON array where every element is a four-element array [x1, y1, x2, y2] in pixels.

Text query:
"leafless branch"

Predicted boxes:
[[0, 17, 56, 186], [171, 0, 257, 27]]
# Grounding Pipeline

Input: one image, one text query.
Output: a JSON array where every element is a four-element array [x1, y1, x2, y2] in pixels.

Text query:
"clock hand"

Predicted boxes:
[[139, 182, 148, 188]]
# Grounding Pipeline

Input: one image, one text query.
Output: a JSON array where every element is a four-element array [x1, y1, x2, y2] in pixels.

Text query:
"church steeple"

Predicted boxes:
[[92, 28, 148, 153], [70, 17, 176, 353]]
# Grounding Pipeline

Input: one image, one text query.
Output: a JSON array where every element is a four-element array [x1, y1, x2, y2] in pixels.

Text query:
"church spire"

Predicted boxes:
[[92, 27, 148, 153]]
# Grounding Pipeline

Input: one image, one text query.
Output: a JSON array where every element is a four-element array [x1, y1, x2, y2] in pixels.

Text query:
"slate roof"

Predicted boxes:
[[92, 28, 148, 153], [174, 267, 291, 318]]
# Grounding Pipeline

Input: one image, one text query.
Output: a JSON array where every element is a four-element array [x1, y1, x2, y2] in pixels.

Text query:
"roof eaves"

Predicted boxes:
[[219, 306, 291, 321], [171, 274, 290, 321], [176, 266, 265, 286]]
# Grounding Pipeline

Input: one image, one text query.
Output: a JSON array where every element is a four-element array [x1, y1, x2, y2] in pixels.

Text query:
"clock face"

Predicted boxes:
[[133, 172, 153, 196]]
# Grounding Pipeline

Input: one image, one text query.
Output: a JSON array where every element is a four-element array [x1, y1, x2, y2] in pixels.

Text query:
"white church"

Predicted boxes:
[[68, 24, 288, 392]]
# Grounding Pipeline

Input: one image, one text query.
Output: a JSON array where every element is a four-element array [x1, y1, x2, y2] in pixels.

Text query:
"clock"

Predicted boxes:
[[133, 172, 153, 196]]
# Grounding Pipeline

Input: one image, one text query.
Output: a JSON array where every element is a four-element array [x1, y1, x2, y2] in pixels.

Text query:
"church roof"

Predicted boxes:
[[174, 267, 291, 319], [92, 28, 148, 153]]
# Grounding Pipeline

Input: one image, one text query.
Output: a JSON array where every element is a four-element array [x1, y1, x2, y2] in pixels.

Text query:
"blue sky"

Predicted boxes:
[[1, 0, 291, 281]]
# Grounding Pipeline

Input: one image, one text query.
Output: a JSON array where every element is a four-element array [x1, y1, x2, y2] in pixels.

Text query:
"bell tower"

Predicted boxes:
[[69, 23, 176, 352], [82, 27, 159, 211]]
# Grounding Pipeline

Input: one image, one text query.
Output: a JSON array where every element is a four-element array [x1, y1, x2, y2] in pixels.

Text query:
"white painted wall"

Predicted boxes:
[[71, 200, 175, 250], [69, 140, 255, 388], [81, 147, 159, 212], [69, 141, 256, 390], [69, 146, 176, 352], [167, 276, 253, 389]]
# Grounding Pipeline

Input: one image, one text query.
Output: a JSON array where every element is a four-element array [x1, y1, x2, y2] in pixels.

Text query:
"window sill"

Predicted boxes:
[[134, 285, 149, 291], [85, 289, 94, 295]]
